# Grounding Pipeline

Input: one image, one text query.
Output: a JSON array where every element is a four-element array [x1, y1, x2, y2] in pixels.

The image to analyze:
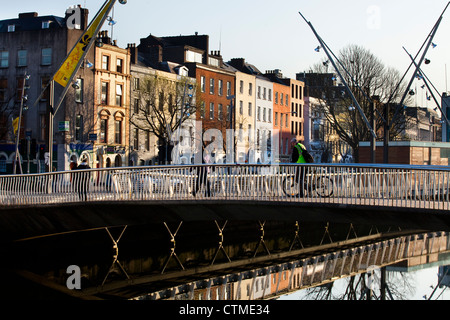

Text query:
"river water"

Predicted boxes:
[[0, 220, 449, 300]]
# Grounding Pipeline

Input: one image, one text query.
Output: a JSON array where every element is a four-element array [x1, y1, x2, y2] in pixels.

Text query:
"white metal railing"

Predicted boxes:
[[0, 164, 449, 211]]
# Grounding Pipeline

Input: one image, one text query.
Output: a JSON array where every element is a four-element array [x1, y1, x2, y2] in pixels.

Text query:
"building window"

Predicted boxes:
[[280, 114, 284, 128], [275, 92, 278, 104], [17, 50, 27, 67], [41, 48, 52, 65], [102, 55, 110, 70], [133, 77, 140, 90], [134, 98, 140, 114], [40, 77, 50, 101], [133, 128, 139, 150], [101, 82, 109, 105], [209, 102, 214, 119], [239, 81, 244, 94], [275, 112, 278, 126], [0, 51, 9, 68], [257, 86, 261, 99], [201, 76, 206, 93], [248, 102, 252, 116], [200, 101, 205, 119], [186, 50, 202, 63], [16, 77, 25, 101], [42, 21, 50, 29], [145, 131, 150, 151], [116, 58, 123, 73], [218, 103, 223, 121], [210, 78, 215, 94], [249, 83, 253, 96], [263, 108, 266, 122], [115, 84, 123, 106], [227, 82, 232, 97], [115, 120, 122, 144], [75, 78, 83, 103], [239, 101, 243, 115], [218, 80, 223, 96], [0, 79, 7, 102], [75, 115, 83, 141], [100, 119, 108, 143], [268, 89, 272, 101], [40, 114, 46, 141], [158, 92, 164, 111]]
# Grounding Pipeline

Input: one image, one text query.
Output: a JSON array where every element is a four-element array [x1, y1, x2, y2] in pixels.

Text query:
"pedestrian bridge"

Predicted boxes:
[[1, 164, 450, 241]]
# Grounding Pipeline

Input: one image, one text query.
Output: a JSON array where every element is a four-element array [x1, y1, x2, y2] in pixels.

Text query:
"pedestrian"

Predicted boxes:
[[193, 143, 212, 197], [290, 138, 313, 197], [75, 158, 91, 201]]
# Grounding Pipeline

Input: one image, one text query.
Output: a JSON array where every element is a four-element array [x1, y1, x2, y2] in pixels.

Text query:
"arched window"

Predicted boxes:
[[114, 111, 125, 145], [114, 155, 122, 167], [99, 109, 110, 144]]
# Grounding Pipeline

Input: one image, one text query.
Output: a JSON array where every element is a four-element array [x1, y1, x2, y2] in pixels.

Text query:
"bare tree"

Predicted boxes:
[[310, 44, 413, 162], [130, 74, 201, 160]]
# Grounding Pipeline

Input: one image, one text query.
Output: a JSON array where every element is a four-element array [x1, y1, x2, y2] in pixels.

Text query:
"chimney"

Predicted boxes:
[[127, 44, 138, 65], [98, 30, 111, 45], [19, 12, 38, 19], [229, 58, 245, 70], [79, 5, 89, 30]]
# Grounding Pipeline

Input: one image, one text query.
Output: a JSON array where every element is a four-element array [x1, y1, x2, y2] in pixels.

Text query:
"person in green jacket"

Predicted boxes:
[[290, 138, 308, 196], [291, 138, 308, 164]]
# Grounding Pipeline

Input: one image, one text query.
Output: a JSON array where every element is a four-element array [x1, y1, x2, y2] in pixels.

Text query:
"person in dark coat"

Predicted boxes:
[[193, 144, 212, 197], [75, 158, 91, 201]]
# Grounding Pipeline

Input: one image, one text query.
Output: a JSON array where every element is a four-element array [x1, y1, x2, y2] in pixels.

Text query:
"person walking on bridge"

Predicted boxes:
[[290, 138, 313, 197], [75, 157, 91, 201]]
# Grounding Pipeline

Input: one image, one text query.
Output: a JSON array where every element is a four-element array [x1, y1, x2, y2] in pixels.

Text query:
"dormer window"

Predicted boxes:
[[42, 21, 50, 29], [7, 25, 15, 32]]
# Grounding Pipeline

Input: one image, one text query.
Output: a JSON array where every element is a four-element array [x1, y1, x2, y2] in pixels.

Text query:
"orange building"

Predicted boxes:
[[272, 80, 292, 161]]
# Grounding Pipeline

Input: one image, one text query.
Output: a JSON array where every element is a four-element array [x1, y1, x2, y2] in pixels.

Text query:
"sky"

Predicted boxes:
[[2, 0, 450, 108]]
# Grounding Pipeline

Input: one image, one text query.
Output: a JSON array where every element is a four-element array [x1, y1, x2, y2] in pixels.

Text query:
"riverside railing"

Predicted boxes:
[[0, 164, 449, 211]]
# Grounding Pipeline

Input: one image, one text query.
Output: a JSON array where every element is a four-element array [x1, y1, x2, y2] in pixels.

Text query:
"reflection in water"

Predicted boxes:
[[1, 221, 449, 300], [281, 264, 450, 300]]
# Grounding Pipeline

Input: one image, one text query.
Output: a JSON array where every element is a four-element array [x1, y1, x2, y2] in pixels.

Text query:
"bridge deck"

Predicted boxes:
[[1, 164, 449, 240]]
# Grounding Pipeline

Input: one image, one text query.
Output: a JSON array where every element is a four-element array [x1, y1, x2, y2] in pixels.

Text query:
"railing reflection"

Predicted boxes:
[[142, 231, 449, 301]]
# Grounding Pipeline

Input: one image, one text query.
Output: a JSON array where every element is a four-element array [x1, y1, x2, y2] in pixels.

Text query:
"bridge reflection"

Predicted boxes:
[[2, 220, 448, 300]]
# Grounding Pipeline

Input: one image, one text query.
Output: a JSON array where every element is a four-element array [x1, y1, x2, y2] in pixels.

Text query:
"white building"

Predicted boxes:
[[254, 76, 273, 164]]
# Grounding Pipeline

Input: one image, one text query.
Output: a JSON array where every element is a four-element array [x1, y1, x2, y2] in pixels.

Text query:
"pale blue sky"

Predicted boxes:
[[2, 0, 450, 107]]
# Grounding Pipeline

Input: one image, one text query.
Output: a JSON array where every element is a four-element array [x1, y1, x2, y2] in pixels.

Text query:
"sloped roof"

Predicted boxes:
[[0, 15, 66, 33]]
